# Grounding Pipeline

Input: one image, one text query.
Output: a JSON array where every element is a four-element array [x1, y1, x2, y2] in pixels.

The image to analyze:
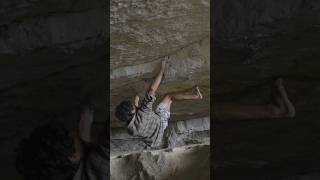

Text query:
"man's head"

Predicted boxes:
[[16, 124, 79, 180], [115, 100, 135, 123]]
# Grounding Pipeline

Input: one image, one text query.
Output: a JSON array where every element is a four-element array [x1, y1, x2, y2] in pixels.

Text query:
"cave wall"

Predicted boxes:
[[110, 1, 211, 178], [4, 0, 320, 179], [111, 0, 210, 68], [111, 144, 210, 180], [110, 0, 210, 129]]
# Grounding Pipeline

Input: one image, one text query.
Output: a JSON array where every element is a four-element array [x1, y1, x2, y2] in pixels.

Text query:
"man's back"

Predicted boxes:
[[127, 93, 164, 147]]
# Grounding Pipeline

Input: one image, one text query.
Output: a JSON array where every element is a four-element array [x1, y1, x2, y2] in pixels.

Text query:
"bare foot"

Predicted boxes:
[[271, 78, 296, 118]]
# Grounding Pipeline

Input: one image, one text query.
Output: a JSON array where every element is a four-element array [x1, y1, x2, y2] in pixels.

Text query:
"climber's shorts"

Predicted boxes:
[[155, 103, 170, 130]]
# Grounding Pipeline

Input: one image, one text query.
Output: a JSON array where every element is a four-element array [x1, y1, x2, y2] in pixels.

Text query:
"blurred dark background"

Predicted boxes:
[[213, 0, 320, 179], [0, 0, 106, 179]]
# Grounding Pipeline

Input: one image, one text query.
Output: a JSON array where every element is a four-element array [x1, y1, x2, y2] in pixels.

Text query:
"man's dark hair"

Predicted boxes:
[[16, 123, 79, 180], [115, 100, 134, 123]]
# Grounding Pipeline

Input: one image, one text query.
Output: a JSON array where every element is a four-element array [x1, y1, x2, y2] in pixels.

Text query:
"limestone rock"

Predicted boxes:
[[110, 0, 210, 129], [110, 144, 210, 180], [110, 0, 210, 68]]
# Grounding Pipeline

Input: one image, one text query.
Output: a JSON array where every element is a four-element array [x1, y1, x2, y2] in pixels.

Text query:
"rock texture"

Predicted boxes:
[[111, 144, 210, 180], [111, 0, 210, 68], [110, 1, 210, 179], [110, 0, 210, 130], [111, 117, 210, 155]]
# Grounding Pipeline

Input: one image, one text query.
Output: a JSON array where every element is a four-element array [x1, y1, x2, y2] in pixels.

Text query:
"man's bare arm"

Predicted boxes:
[[134, 95, 140, 107], [148, 57, 168, 96]]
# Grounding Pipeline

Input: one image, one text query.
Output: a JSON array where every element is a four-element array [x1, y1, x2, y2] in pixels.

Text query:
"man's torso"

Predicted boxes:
[[127, 94, 165, 147]]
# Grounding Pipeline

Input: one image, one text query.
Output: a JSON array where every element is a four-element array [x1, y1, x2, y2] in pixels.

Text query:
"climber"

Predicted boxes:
[[115, 56, 203, 148], [213, 77, 296, 122]]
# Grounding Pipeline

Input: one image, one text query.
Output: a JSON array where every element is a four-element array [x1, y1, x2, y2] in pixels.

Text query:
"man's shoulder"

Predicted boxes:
[[136, 109, 159, 121]]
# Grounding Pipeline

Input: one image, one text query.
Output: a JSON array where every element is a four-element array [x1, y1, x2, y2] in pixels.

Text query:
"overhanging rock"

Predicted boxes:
[[110, 144, 210, 180], [110, 116, 210, 155]]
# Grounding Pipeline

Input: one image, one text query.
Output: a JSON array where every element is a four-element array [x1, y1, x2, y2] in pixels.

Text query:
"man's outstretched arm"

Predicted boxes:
[[147, 57, 167, 96]]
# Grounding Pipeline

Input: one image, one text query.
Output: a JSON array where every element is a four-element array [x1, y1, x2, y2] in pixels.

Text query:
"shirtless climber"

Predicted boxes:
[[115, 56, 203, 148]]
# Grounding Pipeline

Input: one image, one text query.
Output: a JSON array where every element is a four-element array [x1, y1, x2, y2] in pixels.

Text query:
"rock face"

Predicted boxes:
[[4, 0, 320, 179], [111, 0, 210, 68], [111, 144, 210, 180], [110, 0, 210, 129], [111, 117, 210, 155], [110, 1, 210, 179]]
